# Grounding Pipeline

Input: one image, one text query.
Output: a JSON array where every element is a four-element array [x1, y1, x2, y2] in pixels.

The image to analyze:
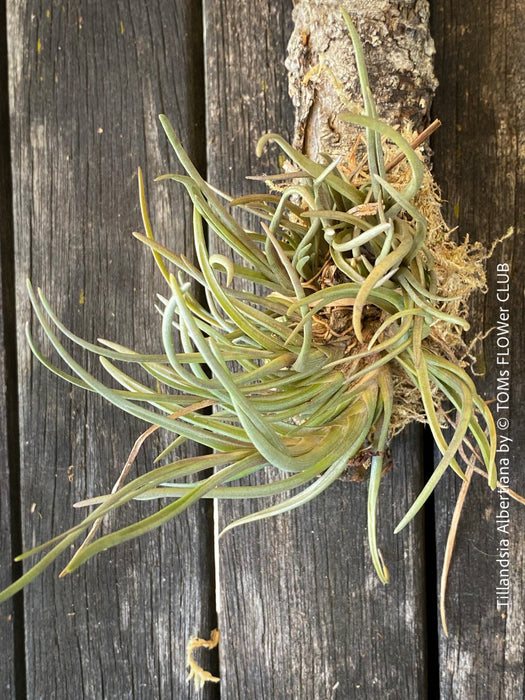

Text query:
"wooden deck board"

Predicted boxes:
[[0, 2, 17, 694], [0, 257, 16, 699], [1, 1, 523, 698], [6, 2, 216, 697], [204, 2, 427, 697], [432, 0, 524, 697]]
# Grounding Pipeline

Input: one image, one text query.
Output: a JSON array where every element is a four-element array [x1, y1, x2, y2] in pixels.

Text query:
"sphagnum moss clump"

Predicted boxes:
[[0, 13, 498, 608]]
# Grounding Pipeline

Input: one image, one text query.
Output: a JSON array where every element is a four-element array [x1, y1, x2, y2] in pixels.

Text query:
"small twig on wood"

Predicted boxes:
[[59, 424, 160, 577], [249, 119, 441, 186], [246, 170, 311, 181], [62, 400, 213, 575], [385, 119, 441, 172]]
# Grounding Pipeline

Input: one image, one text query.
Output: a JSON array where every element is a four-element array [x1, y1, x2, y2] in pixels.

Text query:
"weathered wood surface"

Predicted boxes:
[[0, 201, 17, 698], [431, 0, 525, 697], [1, 0, 523, 698], [0, 2, 18, 694], [205, 1, 427, 698], [6, 2, 216, 698], [0, 283, 16, 699]]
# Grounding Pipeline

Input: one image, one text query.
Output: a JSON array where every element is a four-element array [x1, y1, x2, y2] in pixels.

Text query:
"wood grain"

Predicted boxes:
[[4, 1, 522, 697], [432, 0, 525, 697], [0, 0, 18, 694], [205, 2, 427, 697], [7, 2, 217, 697], [0, 260, 17, 700]]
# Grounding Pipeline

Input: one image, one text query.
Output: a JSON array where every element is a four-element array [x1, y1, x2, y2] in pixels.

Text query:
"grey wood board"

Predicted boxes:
[[204, 1, 427, 698], [7, 2, 217, 698], [4, 0, 521, 698], [0, 255, 17, 699], [0, 0, 18, 693], [432, 0, 525, 697]]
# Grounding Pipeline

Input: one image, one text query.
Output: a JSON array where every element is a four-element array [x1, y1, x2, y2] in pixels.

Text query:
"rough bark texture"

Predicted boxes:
[[287, 0, 437, 159]]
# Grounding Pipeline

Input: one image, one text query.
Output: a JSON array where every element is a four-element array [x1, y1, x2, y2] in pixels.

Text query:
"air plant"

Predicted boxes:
[[0, 12, 499, 623]]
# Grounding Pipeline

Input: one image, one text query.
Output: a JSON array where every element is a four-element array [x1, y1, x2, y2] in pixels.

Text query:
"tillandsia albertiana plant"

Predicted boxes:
[[0, 12, 499, 618]]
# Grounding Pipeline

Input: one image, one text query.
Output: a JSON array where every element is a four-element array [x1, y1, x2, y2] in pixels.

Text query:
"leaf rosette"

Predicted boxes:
[[0, 11, 497, 603]]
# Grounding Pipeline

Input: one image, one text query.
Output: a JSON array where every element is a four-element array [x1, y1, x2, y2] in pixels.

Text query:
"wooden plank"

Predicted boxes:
[[0, 2, 18, 694], [432, 0, 524, 697], [7, 2, 218, 697], [216, 434, 428, 697], [204, 2, 427, 696], [0, 246, 17, 700], [0, 301, 16, 699]]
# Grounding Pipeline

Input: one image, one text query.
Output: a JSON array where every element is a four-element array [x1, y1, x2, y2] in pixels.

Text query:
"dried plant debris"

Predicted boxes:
[[0, 12, 508, 649], [186, 629, 220, 689]]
